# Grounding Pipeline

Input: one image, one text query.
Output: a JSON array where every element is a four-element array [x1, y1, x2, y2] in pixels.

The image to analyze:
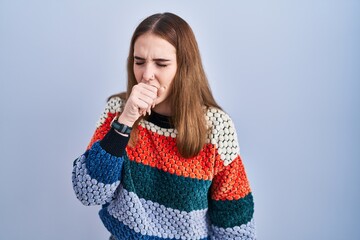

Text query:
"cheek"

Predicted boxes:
[[133, 67, 141, 82], [158, 73, 176, 98], [166, 68, 177, 86]]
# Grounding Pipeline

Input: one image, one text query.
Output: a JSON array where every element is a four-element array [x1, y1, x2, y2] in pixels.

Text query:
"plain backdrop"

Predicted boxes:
[[0, 1, 359, 239]]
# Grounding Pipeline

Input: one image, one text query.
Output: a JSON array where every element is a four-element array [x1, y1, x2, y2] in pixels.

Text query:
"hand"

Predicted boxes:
[[118, 83, 158, 126]]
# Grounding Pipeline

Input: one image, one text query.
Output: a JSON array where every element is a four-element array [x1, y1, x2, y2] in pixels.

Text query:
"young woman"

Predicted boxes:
[[72, 12, 256, 240]]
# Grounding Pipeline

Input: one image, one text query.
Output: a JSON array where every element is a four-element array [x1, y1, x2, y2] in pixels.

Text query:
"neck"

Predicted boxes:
[[153, 99, 172, 116]]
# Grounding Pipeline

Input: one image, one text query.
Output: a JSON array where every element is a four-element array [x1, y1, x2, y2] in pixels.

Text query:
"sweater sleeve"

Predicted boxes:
[[72, 97, 129, 206], [207, 109, 256, 239]]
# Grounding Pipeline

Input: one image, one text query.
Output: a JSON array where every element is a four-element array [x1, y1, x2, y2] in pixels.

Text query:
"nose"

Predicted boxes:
[[142, 64, 155, 83]]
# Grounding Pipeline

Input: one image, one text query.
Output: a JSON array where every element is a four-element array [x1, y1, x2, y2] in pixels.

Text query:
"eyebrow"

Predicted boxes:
[[134, 56, 171, 62]]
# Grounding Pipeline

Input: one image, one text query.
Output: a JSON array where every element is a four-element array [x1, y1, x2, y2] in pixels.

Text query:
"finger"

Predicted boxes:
[[136, 100, 150, 111], [132, 83, 160, 109], [138, 82, 159, 95], [139, 108, 146, 116], [128, 94, 149, 110], [132, 89, 156, 108], [140, 81, 160, 91], [153, 86, 167, 106], [139, 90, 158, 104], [133, 83, 158, 99], [137, 94, 155, 107]]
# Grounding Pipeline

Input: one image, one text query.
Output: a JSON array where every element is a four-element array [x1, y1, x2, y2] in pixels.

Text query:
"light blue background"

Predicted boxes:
[[0, 1, 359, 239]]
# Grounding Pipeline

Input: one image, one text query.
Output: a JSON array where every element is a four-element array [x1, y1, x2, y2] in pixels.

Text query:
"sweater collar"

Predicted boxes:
[[146, 110, 173, 129]]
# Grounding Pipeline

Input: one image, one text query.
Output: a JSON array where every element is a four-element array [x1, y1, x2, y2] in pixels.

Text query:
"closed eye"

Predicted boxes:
[[156, 63, 168, 67], [134, 56, 171, 67]]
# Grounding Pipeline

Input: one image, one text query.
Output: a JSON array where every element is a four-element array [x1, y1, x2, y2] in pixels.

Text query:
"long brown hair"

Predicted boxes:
[[113, 12, 221, 158]]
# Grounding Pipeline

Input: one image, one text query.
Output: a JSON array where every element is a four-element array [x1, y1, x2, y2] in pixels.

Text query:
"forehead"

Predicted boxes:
[[134, 33, 176, 58]]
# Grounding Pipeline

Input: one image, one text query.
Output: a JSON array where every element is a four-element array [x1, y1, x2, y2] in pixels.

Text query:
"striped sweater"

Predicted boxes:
[[72, 97, 256, 239]]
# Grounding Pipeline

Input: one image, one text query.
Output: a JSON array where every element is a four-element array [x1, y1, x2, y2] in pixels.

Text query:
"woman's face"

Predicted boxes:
[[133, 33, 177, 114]]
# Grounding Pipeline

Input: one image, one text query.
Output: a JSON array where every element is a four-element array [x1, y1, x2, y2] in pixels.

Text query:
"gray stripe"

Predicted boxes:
[[107, 184, 210, 240], [211, 218, 256, 240], [72, 155, 120, 206]]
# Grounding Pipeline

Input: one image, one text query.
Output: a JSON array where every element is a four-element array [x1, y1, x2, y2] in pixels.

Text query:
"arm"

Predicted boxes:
[[208, 110, 256, 239], [72, 84, 159, 206], [72, 97, 129, 206]]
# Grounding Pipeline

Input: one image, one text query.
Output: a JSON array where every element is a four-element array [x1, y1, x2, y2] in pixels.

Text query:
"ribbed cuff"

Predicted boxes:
[[100, 128, 130, 157]]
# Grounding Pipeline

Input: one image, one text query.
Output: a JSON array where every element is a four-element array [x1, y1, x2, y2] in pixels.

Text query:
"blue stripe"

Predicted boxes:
[[99, 207, 210, 240], [86, 141, 124, 184]]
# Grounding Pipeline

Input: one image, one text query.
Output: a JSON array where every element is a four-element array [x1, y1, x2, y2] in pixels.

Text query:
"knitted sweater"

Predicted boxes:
[[72, 97, 256, 240]]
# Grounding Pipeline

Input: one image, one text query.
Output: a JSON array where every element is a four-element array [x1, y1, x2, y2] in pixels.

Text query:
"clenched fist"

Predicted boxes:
[[117, 83, 165, 127]]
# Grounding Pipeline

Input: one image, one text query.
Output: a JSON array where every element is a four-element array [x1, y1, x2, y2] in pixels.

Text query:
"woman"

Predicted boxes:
[[72, 12, 256, 240]]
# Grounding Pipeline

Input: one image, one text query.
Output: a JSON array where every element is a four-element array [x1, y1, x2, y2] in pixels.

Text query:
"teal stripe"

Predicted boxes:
[[209, 193, 254, 228], [122, 156, 212, 212]]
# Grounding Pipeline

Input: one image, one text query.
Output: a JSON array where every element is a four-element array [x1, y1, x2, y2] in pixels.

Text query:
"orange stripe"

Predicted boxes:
[[210, 155, 252, 201], [86, 112, 116, 150], [87, 115, 252, 199], [126, 125, 217, 180]]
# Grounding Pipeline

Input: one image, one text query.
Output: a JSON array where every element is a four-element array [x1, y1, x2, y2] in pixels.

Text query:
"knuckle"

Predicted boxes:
[[132, 85, 139, 91]]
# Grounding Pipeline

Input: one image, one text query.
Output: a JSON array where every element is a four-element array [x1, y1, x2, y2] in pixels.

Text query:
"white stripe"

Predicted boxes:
[[96, 97, 124, 128], [139, 120, 178, 138], [206, 107, 240, 166]]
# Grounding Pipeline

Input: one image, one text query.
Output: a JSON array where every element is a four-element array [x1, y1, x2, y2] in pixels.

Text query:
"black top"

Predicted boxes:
[[146, 110, 173, 129]]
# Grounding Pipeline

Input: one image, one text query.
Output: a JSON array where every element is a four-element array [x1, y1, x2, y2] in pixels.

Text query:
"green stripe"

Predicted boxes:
[[209, 193, 254, 228], [122, 156, 212, 212]]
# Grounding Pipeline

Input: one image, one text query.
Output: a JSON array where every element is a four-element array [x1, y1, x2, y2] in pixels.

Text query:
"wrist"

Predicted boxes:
[[117, 115, 135, 127], [111, 116, 133, 136]]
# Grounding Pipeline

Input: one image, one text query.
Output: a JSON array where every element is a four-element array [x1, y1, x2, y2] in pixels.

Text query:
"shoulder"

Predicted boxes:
[[205, 107, 240, 166], [205, 107, 234, 127], [104, 96, 126, 114], [205, 107, 237, 135], [95, 95, 126, 128]]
